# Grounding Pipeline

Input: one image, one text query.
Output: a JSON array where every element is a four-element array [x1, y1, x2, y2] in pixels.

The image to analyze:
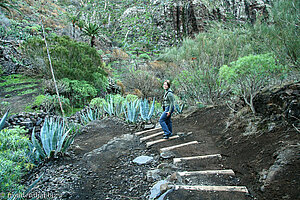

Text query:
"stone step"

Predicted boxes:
[[173, 154, 222, 164], [173, 185, 249, 193], [134, 127, 162, 136], [146, 135, 180, 147], [140, 131, 164, 142], [178, 169, 235, 176], [160, 141, 199, 152]]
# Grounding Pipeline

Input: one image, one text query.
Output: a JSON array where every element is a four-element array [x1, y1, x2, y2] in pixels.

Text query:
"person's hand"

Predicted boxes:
[[166, 112, 171, 117]]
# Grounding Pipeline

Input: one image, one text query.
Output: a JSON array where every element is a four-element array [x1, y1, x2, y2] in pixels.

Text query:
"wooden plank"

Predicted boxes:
[[160, 141, 198, 152], [134, 127, 162, 136], [174, 185, 249, 193], [146, 135, 180, 147], [140, 131, 164, 142], [178, 169, 235, 176], [173, 154, 222, 164]]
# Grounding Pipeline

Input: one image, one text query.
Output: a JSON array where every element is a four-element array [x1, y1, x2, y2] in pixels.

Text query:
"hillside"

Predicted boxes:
[[0, 0, 299, 200]]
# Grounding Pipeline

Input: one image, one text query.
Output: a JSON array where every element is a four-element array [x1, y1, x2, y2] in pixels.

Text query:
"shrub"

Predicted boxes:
[[22, 35, 108, 89], [0, 126, 33, 194], [60, 78, 97, 107], [125, 94, 139, 102], [33, 94, 71, 114], [219, 54, 288, 113], [122, 69, 161, 98], [160, 25, 267, 105], [256, 0, 299, 66], [90, 97, 106, 109]]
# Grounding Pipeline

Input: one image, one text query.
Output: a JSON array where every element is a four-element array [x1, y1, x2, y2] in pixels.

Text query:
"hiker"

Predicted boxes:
[[160, 80, 175, 139]]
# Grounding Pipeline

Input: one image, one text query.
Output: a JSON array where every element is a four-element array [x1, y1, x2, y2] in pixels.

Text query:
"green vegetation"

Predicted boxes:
[[88, 94, 162, 124], [30, 117, 76, 161], [80, 108, 102, 125], [257, 0, 299, 65], [140, 98, 155, 122], [0, 74, 40, 87], [3, 83, 39, 92], [219, 54, 287, 113], [160, 0, 298, 109], [0, 111, 33, 194], [82, 22, 101, 47], [32, 94, 71, 114], [22, 35, 108, 90]]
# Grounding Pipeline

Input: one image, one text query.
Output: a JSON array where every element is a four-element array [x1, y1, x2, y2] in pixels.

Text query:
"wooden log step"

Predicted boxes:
[[160, 141, 198, 152], [174, 185, 249, 193], [140, 131, 164, 142], [173, 154, 222, 164], [146, 135, 180, 147], [178, 169, 235, 176], [134, 127, 162, 136]]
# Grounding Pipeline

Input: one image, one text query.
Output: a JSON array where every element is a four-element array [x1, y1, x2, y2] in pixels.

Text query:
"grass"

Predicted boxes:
[[18, 88, 40, 95], [3, 83, 39, 92], [0, 74, 40, 87]]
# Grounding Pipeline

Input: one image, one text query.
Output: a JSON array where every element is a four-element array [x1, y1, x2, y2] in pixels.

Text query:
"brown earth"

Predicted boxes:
[[23, 105, 299, 200]]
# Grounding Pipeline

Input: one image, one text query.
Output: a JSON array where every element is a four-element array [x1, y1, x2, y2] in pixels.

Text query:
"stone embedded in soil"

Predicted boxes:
[[149, 180, 168, 199], [133, 156, 154, 165], [160, 150, 176, 159], [147, 169, 161, 182]]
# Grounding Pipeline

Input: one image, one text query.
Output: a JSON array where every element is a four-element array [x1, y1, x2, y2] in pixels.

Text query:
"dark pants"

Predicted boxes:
[[159, 106, 174, 136]]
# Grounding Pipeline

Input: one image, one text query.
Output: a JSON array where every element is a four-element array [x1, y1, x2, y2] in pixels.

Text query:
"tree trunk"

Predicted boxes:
[[91, 36, 95, 47]]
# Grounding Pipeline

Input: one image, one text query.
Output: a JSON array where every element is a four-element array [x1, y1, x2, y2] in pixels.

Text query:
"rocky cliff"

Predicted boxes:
[[151, 0, 271, 39]]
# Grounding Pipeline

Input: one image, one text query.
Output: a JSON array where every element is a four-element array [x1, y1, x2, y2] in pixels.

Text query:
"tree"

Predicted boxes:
[[82, 22, 100, 47], [67, 12, 81, 38], [219, 54, 288, 114]]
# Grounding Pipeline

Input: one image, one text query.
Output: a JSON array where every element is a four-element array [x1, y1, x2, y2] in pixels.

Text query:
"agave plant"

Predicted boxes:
[[103, 96, 114, 116], [0, 109, 9, 131], [124, 99, 140, 123], [103, 95, 125, 117], [30, 117, 75, 160], [175, 103, 185, 114], [80, 108, 102, 125], [140, 98, 155, 122]]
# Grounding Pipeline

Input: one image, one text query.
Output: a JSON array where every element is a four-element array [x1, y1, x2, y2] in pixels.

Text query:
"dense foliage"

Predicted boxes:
[[22, 35, 108, 90], [219, 54, 287, 113], [0, 126, 33, 194]]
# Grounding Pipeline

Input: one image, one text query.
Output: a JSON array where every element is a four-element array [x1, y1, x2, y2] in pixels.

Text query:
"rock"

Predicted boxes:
[[133, 156, 154, 165], [149, 180, 168, 199], [160, 151, 175, 159], [160, 183, 169, 194], [146, 169, 161, 182], [62, 191, 71, 198], [157, 189, 173, 200], [144, 124, 155, 130]]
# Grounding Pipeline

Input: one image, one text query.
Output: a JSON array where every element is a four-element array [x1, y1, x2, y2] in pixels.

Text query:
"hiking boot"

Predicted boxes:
[[163, 135, 169, 139]]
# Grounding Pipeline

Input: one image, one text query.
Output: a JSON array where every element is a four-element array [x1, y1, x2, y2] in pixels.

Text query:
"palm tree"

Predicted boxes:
[[67, 12, 81, 38], [77, 20, 85, 31], [82, 22, 100, 48]]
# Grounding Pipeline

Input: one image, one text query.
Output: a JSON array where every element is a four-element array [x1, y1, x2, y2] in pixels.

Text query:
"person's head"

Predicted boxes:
[[163, 80, 171, 90]]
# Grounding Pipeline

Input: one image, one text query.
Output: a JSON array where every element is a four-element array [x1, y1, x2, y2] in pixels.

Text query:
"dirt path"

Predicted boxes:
[[24, 106, 299, 200]]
